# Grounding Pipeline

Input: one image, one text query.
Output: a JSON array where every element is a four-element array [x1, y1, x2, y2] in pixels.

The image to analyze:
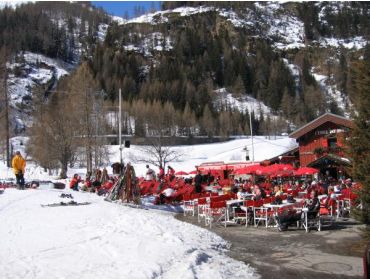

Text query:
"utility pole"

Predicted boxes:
[[4, 61, 10, 167], [249, 109, 255, 163], [119, 88, 122, 166]]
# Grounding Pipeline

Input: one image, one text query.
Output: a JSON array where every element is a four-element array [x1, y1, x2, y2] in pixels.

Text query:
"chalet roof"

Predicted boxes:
[[307, 153, 352, 168], [267, 146, 299, 163], [289, 113, 353, 140]]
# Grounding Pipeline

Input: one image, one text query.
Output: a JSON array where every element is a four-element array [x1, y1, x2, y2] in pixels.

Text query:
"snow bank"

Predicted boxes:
[[0, 189, 258, 278]]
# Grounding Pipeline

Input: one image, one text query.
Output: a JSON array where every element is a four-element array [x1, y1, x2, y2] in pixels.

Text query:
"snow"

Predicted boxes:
[[6, 52, 72, 132], [257, 3, 305, 50], [282, 59, 301, 95], [218, 10, 254, 28], [97, 23, 109, 42], [0, 188, 258, 278], [122, 32, 173, 56], [316, 36, 368, 50], [1, 135, 298, 182], [0, 0, 31, 9], [123, 6, 215, 25], [111, 15, 126, 25], [311, 67, 351, 117], [0, 135, 288, 278], [0, 134, 296, 277], [214, 88, 276, 119]]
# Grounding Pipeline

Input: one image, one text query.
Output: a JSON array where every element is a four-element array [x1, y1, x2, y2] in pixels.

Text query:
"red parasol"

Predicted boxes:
[[234, 164, 261, 175], [294, 167, 319, 176], [175, 171, 189, 176]]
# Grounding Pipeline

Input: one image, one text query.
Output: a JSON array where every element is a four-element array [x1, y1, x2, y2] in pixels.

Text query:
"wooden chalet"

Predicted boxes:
[[289, 113, 353, 179]]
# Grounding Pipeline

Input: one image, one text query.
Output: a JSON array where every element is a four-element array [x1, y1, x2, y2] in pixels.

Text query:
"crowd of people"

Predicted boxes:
[[68, 163, 125, 195]]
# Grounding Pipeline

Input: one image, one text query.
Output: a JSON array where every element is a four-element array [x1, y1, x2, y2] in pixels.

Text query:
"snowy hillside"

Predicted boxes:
[[213, 88, 277, 119], [0, 1, 31, 9], [6, 52, 73, 132], [117, 3, 368, 52]]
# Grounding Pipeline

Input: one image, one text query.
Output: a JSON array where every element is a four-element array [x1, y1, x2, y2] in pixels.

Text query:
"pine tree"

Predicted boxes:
[[201, 105, 215, 138], [232, 75, 246, 98], [348, 49, 370, 225]]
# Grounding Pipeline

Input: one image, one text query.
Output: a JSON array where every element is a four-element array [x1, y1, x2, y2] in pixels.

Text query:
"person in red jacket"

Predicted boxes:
[[70, 174, 81, 191], [167, 166, 175, 181], [158, 165, 165, 180]]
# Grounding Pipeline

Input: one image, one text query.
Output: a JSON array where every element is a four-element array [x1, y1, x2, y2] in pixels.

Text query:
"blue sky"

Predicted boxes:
[[92, 1, 161, 18]]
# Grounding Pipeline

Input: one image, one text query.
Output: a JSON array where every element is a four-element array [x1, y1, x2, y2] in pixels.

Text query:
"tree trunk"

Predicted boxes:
[[59, 161, 68, 179]]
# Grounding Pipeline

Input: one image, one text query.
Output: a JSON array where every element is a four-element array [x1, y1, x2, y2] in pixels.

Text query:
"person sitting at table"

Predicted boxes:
[[276, 190, 320, 231], [252, 186, 266, 200], [237, 187, 250, 200], [272, 185, 283, 197]]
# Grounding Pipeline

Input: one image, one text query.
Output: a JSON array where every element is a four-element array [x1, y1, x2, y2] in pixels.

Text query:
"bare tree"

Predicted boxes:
[[133, 137, 183, 169], [129, 100, 183, 168], [67, 61, 109, 172], [28, 82, 80, 178]]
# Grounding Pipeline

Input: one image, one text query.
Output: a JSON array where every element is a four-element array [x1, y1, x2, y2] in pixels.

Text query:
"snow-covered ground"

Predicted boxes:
[[0, 188, 258, 278], [0, 136, 298, 181], [0, 137, 291, 278]]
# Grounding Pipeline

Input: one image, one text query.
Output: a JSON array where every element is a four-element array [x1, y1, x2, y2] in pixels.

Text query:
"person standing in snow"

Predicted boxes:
[[12, 151, 26, 190], [145, 165, 155, 181]]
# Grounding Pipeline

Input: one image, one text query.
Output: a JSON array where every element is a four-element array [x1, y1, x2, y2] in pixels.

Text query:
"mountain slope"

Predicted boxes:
[[0, 2, 111, 133], [92, 1, 368, 134], [1, 1, 369, 137]]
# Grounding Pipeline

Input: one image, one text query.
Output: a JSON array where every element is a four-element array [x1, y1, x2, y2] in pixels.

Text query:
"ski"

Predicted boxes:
[[41, 201, 91, 207], [119, 202, 149, 210]]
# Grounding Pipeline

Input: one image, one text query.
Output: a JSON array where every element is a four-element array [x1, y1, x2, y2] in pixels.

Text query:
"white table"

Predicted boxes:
[[226, 199, 244, 222]]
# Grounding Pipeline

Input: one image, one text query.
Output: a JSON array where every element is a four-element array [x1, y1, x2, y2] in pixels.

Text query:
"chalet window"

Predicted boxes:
[[328, 137, 337, 148]]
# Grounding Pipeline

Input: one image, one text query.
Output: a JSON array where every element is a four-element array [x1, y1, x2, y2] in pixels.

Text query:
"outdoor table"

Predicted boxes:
[[237, 193, 254, 200], [264, 201, 303, 227], [226, 199, 244, 223], [298, 191, 307, 198], [301, 207, 322, 232]]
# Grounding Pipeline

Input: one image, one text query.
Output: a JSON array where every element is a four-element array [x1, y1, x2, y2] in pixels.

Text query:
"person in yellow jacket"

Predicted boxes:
[[12, 151, 26, 189]]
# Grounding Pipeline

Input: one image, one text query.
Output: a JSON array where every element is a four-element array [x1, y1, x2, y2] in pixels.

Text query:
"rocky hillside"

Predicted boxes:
[[91, 1, 368, 133], [0, 1, 110, 133], [1, 1, 369, 137]]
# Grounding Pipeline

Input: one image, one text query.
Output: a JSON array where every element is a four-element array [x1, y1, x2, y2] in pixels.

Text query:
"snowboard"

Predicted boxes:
[[41, 201, 91, 207]]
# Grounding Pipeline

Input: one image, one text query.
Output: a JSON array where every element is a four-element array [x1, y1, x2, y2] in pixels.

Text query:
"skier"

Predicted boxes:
[[12, 151, 26, 190]]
